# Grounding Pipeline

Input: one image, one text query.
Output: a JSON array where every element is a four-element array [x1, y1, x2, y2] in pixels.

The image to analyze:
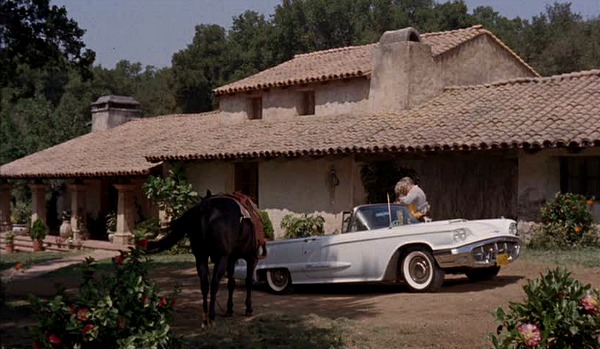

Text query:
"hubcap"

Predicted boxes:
[[270, 270, 288, 287], [409, 256, 431, 284]]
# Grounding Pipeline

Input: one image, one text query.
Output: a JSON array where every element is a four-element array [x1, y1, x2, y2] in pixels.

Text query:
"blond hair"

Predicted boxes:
[[394, 177, 414, 196]]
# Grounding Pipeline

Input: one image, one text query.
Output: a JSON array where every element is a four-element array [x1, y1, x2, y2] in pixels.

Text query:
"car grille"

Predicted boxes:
[[472, 240, 520, 264]]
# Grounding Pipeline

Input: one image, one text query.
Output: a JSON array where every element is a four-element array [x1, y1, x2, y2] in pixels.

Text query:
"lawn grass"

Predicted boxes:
[[39, 251, 196, 279], [520, 246, 600, 268], [0, 251, 84, 272]]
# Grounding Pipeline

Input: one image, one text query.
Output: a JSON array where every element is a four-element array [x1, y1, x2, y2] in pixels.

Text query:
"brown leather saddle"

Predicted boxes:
[[219, 192, 268, 259]]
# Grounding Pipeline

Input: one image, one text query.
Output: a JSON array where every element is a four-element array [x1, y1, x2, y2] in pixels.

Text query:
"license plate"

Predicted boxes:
[[496, 253, 510, 266]]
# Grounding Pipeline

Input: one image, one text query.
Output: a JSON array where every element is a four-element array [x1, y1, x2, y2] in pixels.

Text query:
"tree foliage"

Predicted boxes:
[[0, 0, 95, 86]]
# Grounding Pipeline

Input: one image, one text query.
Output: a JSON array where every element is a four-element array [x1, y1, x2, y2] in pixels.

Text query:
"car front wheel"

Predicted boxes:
[[265, 269, 292, 294], [401, 248, 445, 292]]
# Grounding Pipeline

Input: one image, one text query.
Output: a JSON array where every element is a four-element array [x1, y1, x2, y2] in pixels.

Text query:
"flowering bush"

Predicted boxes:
[[30, 246, 180, 348], [490, 268, 600, 348], [529, 193, 598, 248]]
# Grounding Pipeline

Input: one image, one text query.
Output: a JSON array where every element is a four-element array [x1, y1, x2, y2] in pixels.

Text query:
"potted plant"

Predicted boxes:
[[106, 211, 117, 242], [10, 201, 31, 236], [4, 231, 15, 253], [29, 219, 47, 252]]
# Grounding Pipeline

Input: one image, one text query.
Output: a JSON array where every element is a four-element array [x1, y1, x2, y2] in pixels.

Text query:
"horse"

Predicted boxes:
[[145, 190, 266, 325]]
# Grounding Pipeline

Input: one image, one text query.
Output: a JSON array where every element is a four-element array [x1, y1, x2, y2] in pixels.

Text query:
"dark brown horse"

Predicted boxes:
[[146, 191, 266, 324]]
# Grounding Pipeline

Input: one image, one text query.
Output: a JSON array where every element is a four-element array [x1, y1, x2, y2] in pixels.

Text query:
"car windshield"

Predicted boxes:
[[346, 204, 408, 232]]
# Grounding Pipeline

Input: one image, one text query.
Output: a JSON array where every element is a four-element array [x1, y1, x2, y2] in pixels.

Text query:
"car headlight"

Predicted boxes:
[[509, 222, 517, 236], [452, 228, 467, 242]]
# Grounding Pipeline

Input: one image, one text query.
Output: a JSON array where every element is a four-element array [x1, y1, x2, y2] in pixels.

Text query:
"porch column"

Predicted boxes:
[[113, 184, 136, 245], [0, 182, 12, 232], [67, 183, 86, 240], [29, 183, 48, 226]]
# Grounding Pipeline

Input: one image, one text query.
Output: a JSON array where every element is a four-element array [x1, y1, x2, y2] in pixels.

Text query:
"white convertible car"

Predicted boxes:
[[235, 204, 521, 293]]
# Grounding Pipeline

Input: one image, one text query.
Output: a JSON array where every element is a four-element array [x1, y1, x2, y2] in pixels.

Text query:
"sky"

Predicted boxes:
[[52, 0, 600, 69]]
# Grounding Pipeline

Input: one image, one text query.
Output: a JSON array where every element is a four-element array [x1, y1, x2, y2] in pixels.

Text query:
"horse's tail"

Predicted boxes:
[[145, 224, 186, 254]]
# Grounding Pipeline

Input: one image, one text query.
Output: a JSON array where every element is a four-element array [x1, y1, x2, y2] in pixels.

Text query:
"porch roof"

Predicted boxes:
[[148, 69, 600, 161], [213, 25, 538, 96], [0, 111, 220, 179]]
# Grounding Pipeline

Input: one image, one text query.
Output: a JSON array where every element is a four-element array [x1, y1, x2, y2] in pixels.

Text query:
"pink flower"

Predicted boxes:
[[142, 295, 151, 307], [82, 324, 94, 336], [68, 305, 76, 314], [159, 296, 167, 308], [117, 316, 126, 329], [519, 323, 541, 347], [48, 334, 62, 345], [77, 308, 90, 321], [112, 255, 125, 265], [581, 294, 599, 314], [136, 239, 148, 249]]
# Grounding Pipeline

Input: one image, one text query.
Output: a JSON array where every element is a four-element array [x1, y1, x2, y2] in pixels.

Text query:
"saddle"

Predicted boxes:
[[220, 192, 268, 260]]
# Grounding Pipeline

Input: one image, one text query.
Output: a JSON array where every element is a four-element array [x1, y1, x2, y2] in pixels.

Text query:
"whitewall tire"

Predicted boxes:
[[402, 249, 445, 292], [266, 269, 291, 294]]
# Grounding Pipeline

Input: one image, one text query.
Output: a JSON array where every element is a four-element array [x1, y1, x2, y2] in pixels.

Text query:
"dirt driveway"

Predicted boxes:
[[2, 259, 599, 348]]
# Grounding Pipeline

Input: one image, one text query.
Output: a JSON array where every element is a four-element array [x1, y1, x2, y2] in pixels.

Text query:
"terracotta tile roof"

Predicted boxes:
[[3, 71, 596, 180], [0, 111, 220, 179], [214, 25, 538, 96], [148, 70, 600, 161]]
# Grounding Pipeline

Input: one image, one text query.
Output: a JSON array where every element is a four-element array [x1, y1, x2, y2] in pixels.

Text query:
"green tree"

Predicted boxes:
[[171, 24, 230, 113], [0, 0, 95, 86]]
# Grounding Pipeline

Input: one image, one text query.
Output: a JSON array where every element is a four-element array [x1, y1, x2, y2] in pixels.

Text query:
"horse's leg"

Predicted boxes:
[[195, 256, 210, 327], [225, 256, 237, 317], [209, 255, 228, 322], [244, 256, 258, 316]]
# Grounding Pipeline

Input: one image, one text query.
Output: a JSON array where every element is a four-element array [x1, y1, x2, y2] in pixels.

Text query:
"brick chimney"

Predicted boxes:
[[91, 95, 141, 132], [369, 27, 443, 113]]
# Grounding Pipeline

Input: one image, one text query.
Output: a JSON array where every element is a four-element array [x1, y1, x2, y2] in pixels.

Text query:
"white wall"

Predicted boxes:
[[518, 148, 600, 222], [185, 156, 362, 238]]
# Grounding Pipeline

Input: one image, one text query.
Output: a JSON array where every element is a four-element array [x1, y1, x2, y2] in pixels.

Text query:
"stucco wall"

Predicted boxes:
[[517, 148, 600, 222], [436, 35, 536, 87], [185, 157, 362, 238], [185, 161, 234, 195], [218, 78, 370, 122]]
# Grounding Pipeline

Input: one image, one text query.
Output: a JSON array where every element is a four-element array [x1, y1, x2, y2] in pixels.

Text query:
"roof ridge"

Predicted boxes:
[[421, 24, 483, 38], [445, 69, 600, 90], [294, 25, 485, 58], [293, 43, 375, 58]]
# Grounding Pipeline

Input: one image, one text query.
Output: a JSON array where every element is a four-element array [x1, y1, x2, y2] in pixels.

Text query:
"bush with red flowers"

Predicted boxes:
[[490, 267, 599, 348], [30, 246, 180, 348]]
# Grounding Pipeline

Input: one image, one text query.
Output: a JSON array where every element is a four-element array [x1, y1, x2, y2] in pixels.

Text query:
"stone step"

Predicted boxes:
[[1, 232, 130, 253]]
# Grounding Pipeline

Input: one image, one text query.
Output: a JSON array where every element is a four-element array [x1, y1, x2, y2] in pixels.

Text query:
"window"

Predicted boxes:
[[248, 97, 262, 120], [235, 162, 259, 204], [299, 90, 315, 116], [560, 157, 600, 197]]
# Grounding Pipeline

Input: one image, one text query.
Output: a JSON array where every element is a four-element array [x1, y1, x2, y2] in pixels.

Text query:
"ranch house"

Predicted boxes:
[[1, 25, 599, 243]]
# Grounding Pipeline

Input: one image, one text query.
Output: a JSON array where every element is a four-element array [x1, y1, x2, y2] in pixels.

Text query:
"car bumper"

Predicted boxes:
[[433, 236, 521, 269]]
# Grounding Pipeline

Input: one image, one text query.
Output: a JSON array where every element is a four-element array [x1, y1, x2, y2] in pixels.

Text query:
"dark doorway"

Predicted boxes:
[[235, 162, 259, 204]]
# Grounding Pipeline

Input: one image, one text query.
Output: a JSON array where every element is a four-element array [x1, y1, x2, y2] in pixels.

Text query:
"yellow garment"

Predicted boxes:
[[407, 203, 425, 219]]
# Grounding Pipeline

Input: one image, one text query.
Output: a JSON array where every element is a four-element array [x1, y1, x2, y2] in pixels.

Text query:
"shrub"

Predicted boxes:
[[261, 210, 274, 240], [529, 193, 598, 249], [281, 213, 325, 239], [5, 230, 15, 244], [29, 218, 48, 241], [490, 268, 599, 348], [142, 169, 198, 221], [30, 246, 180, 349], [10, 200, 31, 224], [133, 218, 161, 240]]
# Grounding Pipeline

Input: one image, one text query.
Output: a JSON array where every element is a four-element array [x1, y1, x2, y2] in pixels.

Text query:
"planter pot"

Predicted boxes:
[[59, 220, 73, 239], [5, 243, 15, 253], [12, 224, 30, 236], [32, 239, 44, 252]]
